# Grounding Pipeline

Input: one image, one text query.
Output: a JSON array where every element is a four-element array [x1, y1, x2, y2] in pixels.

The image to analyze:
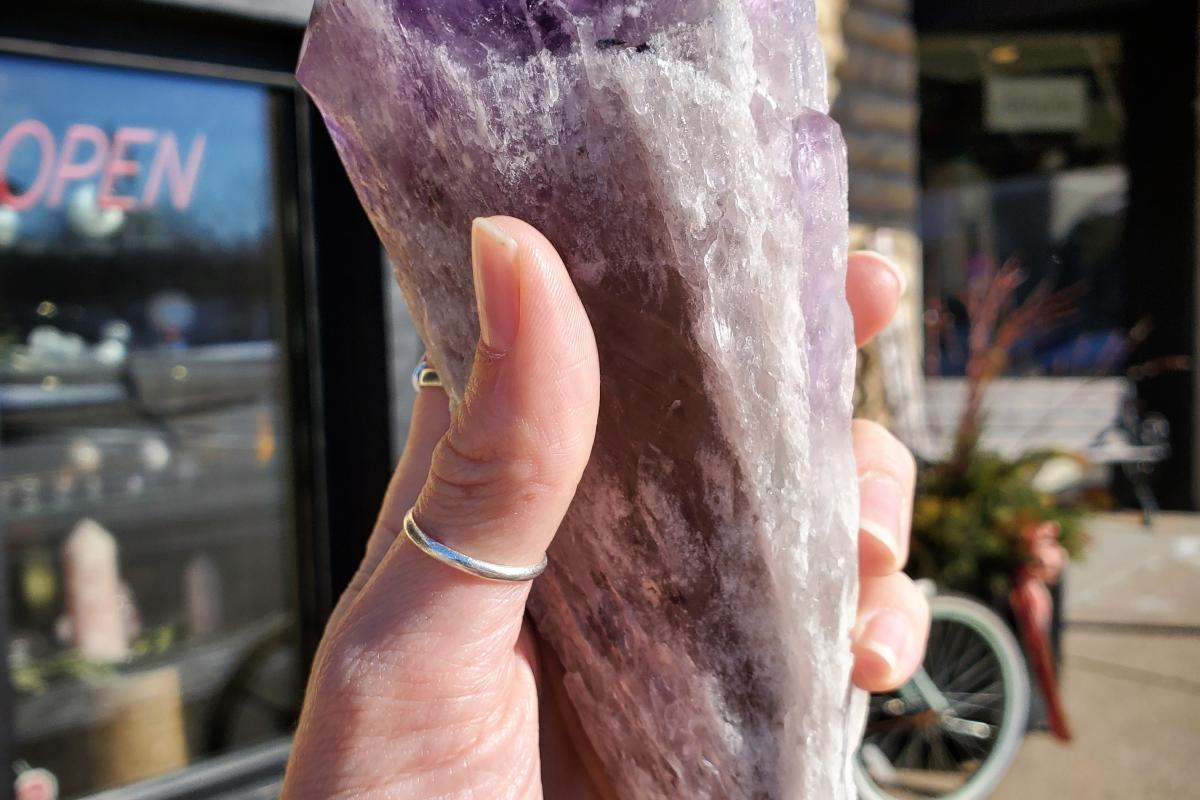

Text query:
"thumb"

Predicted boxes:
[[336, 216, 599, 663]]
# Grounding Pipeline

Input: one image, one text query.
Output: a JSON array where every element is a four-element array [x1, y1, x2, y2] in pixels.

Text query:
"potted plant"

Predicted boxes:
[[910, 261, 1089, 739]]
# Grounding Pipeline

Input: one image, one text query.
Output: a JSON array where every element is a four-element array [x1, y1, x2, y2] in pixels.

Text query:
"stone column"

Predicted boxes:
[[821, 0, 929, 452]]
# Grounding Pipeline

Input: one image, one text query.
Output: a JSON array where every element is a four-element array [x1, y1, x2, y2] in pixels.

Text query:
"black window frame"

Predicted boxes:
[[0, 3, 394, 797]]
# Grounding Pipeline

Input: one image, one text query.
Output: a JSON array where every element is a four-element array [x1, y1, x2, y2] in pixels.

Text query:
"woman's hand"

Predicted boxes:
[[281, 216, 929, 799]]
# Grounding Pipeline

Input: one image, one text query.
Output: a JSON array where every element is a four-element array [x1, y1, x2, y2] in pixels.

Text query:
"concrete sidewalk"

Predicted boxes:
[[993, 512, 1200, 799]]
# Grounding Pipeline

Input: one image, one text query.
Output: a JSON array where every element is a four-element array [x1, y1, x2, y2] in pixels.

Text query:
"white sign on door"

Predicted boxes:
[[985, 76, 1088, 133]]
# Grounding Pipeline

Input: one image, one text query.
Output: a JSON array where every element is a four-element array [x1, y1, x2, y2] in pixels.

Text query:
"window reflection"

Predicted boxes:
[[919, 33, 1128, 376], [1, 54, 298, 797]]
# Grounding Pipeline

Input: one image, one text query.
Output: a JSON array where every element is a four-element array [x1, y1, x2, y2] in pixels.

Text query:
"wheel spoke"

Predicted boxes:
[[946, 655, 999, 694], [928, 725, 957, 772], [923, 622, 948, 681], [897, 725, 925, 769], [942, 622, 975, 680], [949, 681, 1005, 720], [948, 629, 996, 688], [929, 621, 964, 685]]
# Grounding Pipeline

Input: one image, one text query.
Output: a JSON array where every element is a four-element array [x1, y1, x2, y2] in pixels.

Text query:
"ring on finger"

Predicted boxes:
[[411, 355, 442, 391], [402, 507, 547, 582]]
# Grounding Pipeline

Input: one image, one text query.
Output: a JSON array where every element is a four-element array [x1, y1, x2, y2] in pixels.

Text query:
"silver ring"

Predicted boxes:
[[411, 356, 442, 391], [402, 508, 547, 582]]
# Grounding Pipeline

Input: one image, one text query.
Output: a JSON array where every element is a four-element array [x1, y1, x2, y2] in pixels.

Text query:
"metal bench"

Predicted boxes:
[[923, 377, 1170, 525]]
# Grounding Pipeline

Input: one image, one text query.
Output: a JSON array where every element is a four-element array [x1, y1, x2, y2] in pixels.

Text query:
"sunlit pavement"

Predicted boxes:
[[993, 512, 1200, 799]]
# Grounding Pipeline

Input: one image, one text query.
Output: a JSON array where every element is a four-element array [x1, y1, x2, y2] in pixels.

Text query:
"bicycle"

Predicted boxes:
[[854, 589, 1030, 800]]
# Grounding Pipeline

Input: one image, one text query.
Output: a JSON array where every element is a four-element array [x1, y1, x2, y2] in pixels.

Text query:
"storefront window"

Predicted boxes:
[[1, 53, 299, 796], [920, 33, 1127, 375]]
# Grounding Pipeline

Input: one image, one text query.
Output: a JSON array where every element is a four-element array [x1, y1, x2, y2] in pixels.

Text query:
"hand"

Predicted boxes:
[[281, 217, 929, 799]]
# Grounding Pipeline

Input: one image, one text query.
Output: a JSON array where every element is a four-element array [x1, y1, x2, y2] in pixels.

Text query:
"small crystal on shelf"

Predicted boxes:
[[184, 554, 223, 637], [63, 518, 129, 664], [300, 2, 862, 796]]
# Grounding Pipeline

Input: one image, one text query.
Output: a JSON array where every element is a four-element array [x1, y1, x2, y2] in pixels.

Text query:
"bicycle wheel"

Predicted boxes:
[[854, 594, 1030, 800]]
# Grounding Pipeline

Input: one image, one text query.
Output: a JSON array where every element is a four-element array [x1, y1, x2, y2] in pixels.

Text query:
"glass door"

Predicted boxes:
[[918, 32, 1127, 376], [1, 52, 301, 798]]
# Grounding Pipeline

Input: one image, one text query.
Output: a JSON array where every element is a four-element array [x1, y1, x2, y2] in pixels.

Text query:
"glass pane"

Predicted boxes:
[[1, 54, 299, 797], [919, 33, 1127, 375], [383, 261, 425, 461]]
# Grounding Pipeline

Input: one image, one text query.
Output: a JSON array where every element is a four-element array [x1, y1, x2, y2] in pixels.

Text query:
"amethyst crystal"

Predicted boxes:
[[299, 2, 863, 796]]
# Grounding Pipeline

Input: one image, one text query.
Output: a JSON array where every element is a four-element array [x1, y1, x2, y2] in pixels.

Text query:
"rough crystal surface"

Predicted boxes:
[[299, 2, 863, 796]]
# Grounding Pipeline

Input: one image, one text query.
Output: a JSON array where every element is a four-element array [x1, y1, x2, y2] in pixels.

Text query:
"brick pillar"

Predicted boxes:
[[820, 0, 929, 452]]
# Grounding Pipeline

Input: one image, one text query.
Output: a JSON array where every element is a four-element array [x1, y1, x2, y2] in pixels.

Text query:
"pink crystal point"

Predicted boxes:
[[63, 518, 130, 664], [299, 2, 862, 796]]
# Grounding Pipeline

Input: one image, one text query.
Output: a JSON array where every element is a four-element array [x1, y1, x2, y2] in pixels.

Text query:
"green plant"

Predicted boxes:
[[910, 261, 1088, 598], [910, 449, 1087, 598], [10, 623, 180, 695]]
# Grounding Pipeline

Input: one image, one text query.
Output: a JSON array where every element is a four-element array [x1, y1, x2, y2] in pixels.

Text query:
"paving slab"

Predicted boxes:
[[991, 512, 1200, 799], [993, 642, 1200, 800]]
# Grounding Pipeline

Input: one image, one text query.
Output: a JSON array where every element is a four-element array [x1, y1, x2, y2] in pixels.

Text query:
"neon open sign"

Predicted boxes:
[[0, 121, 206, 212]]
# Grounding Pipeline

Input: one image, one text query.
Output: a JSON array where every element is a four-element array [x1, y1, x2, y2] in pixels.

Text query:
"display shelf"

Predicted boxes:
[[3, 473, 284, 551], [14, 617, 288, 742]]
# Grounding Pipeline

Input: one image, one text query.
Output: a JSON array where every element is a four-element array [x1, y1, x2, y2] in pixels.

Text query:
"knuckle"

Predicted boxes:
[[305, 633, 402, 714], [853, 418, 916, 480], [313, 618, 479, 705], [304, 635, 504, 761], [427, 428, 545, 509]]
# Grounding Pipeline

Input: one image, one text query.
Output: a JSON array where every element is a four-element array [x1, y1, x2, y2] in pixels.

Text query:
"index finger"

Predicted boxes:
[[848, 251, 906, 346]]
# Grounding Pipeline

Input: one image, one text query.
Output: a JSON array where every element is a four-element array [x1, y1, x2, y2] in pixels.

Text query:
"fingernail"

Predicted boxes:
[[859, 609, 910, 675], [877, 254, 907, 296], [859, 471, 904, 570], [471, 217, 520, 353]]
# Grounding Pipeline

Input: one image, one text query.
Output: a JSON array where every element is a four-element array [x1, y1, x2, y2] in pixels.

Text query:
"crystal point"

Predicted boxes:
[[300, 2, 863, 796]]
